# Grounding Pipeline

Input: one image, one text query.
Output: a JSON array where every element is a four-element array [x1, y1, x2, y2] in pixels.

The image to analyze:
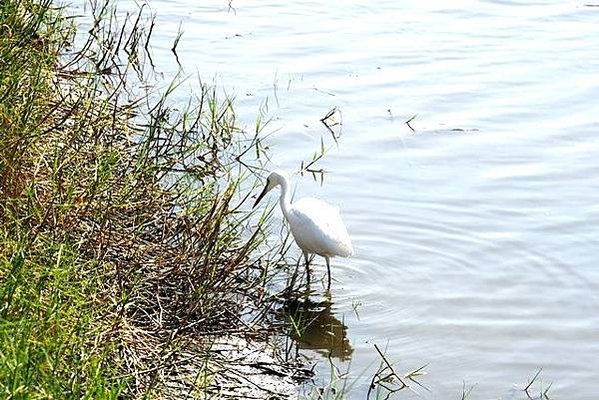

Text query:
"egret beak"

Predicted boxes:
[[252, 184, 269, 209]]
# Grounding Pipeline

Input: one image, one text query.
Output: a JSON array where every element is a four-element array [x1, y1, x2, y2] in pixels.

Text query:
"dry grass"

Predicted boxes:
[[0, 0, 302, 397]]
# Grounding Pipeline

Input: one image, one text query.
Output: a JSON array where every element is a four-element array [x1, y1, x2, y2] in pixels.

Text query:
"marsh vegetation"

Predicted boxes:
[[0, 0, 310, 397]]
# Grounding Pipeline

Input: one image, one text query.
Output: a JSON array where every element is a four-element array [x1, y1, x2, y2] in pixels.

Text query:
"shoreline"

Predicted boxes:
[[0, 1, 312, 397]]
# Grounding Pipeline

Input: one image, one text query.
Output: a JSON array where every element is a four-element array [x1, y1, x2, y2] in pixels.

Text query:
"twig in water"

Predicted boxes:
[[298, 137, 327, 185], [524, 368, 543, 399], [171, 22, 183, 67], [144, 16, 156, 70], [227, 0, 237, 14], [320, 106, 342, 144], [543, 382, 553, 399], [405, 113, 418, 132], [461, 380, 477, 400], [312, 87, 336, 97], [367, 343, 428, 400], [351, 299, 362, 321]]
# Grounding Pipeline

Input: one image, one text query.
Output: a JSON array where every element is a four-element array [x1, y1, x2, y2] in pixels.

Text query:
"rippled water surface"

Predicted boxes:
[[141, 0, 599, 398]]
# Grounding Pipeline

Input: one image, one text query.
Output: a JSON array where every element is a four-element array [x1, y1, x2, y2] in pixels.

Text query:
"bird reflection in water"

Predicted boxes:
[[281, 295, 353, 361]]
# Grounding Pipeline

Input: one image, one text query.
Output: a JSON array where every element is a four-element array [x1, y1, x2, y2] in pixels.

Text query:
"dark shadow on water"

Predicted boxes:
[[280, 293, 353, 361]]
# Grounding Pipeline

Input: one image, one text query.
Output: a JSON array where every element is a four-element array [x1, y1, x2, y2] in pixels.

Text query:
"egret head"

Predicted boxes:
[[253, 169, 289, 208]]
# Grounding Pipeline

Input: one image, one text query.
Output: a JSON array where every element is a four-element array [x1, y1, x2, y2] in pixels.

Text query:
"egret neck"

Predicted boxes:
[[278, 175, 291, 220]]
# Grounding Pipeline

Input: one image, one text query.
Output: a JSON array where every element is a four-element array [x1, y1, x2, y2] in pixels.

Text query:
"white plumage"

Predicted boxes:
[[253, 170, 353, 287], [288, 198, 353, 258]]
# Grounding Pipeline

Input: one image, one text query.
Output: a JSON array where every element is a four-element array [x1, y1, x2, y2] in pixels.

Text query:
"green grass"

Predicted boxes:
[[0, 0, 284, 397], [0, 1, 123, 397]]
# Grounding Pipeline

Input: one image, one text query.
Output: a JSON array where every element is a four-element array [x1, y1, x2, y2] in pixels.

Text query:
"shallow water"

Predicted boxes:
[[133, 0, 599, 398]]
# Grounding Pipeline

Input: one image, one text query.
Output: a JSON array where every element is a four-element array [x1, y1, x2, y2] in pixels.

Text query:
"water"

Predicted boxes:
[[138, 0, 599, 398]]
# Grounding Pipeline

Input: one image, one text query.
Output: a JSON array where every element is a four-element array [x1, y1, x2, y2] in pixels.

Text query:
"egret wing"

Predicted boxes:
[[288, 197, 353, 257]]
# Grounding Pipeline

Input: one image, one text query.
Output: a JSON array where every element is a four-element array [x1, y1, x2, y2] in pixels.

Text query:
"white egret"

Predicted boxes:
[[253, 170, 353, 288]]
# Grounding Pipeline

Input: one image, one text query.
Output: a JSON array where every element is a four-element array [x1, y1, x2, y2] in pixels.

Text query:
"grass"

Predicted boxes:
[[0, 0, 292, 397], [303, 347, 553, 400]]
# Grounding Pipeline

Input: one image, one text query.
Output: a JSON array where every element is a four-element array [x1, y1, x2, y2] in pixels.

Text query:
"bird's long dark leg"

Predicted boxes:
[[326, 257, 331, 290], [303, 251, 311, 285]]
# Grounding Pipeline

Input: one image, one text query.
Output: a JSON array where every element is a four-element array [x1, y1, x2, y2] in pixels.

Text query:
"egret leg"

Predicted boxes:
[[303, 251, 311, 284], [325, 257, 331, 289]]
